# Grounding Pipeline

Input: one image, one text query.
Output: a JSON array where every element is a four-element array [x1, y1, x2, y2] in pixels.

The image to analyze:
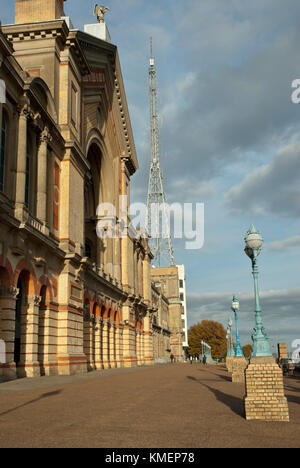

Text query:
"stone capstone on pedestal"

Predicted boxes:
[[244, 356, 289, 422], [231, 356, 248, 383], [226, 356, 234, 373]]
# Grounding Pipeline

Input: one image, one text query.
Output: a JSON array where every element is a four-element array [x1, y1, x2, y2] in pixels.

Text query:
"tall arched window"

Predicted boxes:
[[0, 112, 7, 192]]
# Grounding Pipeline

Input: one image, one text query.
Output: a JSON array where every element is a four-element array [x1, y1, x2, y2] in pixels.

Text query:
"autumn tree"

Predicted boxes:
[[242, 344, 253, 359], [188, 320, 227, 360]]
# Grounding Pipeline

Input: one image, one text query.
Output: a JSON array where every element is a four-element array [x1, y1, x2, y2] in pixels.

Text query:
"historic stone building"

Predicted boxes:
[[0, 0, 156, 379], [151, 283, 171, 363], [151, 266, 184, 362]]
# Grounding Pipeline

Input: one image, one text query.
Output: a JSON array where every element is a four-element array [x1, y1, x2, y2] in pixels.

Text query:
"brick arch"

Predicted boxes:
[[84, 296, 92, 315], [102, 306, 110, 320], [13, 259, 37, 295], [38, 275, 53, 303], [0, 255, 13, 284], [0, 267, 10, 286], [100, 304, 106, 318], [93, 302, 101, 317]]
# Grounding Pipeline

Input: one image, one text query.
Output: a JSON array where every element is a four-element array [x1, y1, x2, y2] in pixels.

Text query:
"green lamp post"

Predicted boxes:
[[232, 296, 244, 357], [244, 225, 271, 357]]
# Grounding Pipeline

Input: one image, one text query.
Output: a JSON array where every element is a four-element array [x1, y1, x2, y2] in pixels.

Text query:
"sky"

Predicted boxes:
[[2, 0, 300, 354]]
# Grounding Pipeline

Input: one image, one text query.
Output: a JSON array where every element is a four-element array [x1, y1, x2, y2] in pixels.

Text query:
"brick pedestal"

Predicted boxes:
[[226, 356, 234, 372], [231, 356, 247, 383], [244, 356, 289, 421]]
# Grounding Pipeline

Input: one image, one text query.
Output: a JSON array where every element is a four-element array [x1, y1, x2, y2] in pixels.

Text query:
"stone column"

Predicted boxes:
[[94, 317, 104, 370], [38, 305, 57, 376], [0, 286, 19, 379], [136, 330, 140, 365], [109, 321, 117, 368], [102, 319, 111, 369], [244, 356, 289, 421], [89, 318, 96, 371], [37, 127, 51, 225], [116, 325, 124, 368], [143, 311, 154, 366], [231, 356, 248, 383], [15, 105, 30, 220], [19, 295, 41, 378]]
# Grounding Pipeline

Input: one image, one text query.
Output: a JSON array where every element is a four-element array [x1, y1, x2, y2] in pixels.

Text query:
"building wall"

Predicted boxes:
[[0, 5, 155, 379], [151, 266, 184, 362]]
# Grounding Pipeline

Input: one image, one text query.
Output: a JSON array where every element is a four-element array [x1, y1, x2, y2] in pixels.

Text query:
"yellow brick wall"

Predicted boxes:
[[15, 0, 65, 24]]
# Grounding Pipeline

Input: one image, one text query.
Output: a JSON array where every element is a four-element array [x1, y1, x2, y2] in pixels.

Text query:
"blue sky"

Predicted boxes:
[[2, 0, 300, 353]]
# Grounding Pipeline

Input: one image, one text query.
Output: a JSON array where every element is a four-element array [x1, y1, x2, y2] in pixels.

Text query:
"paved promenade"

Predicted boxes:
[[0, 363, 299, 448]]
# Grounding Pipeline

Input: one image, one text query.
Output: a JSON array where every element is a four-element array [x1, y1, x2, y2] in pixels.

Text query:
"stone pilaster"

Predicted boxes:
[[15, 104, 31, 221], [231, 356, 248, 383], [38, 306, 58, 376], [94, 318, 104, 370], [115, 324, 124, 368], [244, 356, 289, 421], [0, 286, 19, 379], [18, 295, 41, 378], [102, 319, 111, 369], [109, 321, 117, 368], [143, 311, 154, 366], [37, 126, 52, 226]]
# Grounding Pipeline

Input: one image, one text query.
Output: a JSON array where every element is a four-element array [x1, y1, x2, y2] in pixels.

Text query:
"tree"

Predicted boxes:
[[243, 344, 253, 359], [188, 320, 227, 360]]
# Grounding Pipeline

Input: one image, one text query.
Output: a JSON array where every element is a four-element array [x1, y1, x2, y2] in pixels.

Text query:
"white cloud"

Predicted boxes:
[[224, 140, 300, 218], [269, 236, 300, 252]]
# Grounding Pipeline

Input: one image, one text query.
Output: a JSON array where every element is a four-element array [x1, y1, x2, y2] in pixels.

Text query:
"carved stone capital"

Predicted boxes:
[[0, 286, 19, 300], [40, 126, 52, 144], [27, 295, 42, 307]]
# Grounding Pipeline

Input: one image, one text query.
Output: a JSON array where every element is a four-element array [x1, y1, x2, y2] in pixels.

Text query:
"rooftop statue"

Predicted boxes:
[[94, 4, 110, 23]]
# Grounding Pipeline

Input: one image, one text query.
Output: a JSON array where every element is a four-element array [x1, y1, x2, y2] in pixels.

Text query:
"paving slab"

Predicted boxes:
[[0, 363, 299, 448]]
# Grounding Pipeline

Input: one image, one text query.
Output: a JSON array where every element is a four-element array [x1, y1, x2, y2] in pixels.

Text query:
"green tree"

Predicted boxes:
[[243, 344, 253, 359], [188, 320, 227, 360]]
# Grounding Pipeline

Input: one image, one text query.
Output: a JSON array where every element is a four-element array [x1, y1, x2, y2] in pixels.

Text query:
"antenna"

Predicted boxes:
[[146, 38, 175, 268]]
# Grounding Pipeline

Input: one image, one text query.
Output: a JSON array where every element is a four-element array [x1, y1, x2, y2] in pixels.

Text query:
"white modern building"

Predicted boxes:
[[178, 265, 189, 354]]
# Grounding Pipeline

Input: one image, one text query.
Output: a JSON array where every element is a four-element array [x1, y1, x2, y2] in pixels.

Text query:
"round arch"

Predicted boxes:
[[29, 77, 58, 123]]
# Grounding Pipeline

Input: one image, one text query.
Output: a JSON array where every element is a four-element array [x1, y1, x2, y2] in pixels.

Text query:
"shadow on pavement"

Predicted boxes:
[[0, 390, 62, 417], [187, 376, 245, 418]]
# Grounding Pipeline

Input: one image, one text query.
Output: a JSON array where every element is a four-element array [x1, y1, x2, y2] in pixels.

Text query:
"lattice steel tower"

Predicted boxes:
[[146, 38, 175, 267]]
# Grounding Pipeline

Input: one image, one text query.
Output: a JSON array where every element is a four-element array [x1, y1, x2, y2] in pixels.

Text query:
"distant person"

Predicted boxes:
[[170, 353, 174, 364], [203, 355, 207, 365]]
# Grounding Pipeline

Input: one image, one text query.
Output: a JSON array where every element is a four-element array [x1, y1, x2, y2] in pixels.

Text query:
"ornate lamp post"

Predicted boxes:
[[243, 225, 289, 421], [244, 225, 271, 357], [232, 296, 243, 357]]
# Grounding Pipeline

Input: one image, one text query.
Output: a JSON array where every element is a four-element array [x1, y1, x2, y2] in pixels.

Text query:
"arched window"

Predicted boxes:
[[0, 112, 7, 191]]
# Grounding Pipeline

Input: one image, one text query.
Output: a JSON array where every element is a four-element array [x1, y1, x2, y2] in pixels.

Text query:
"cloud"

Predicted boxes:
[[187, 287, 300, 349], [224, 140, 300, 218], [269, 236, 300, 252]]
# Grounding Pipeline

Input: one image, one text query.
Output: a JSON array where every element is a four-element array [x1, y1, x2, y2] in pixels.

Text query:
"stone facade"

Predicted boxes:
[[0, 2, 159, 379], [244, 357, 289, 422], [151, 266, 184, 362], [151, 283, 171, 363], [277, 343, 288, 360]]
